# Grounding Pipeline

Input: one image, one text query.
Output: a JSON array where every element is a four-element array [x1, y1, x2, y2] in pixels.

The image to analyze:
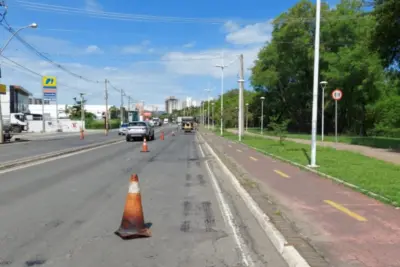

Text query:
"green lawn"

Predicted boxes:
[[216, 130, 400, 206], [247, 128, 400, 150]]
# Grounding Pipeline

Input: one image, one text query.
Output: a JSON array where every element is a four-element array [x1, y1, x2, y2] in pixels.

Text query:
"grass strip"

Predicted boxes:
[[247, 128, 400, 150]]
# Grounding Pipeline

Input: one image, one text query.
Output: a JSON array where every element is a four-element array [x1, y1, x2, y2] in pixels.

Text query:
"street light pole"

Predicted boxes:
[[245, 103, 249, 132], [212, 102, 215, 129], [215, 52, 227, 136], [205, 88, 211, 129], [320, 81, 328, 142], [260, 97, 265, 134], [0, 22, 38, 144], [80, 93, 85, 131], [310, 0, 322, 168]]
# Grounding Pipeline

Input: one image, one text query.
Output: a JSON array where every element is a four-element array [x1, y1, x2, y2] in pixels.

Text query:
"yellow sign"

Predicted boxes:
[[0, 84, 6, 95], [42, 76, 57, 88]]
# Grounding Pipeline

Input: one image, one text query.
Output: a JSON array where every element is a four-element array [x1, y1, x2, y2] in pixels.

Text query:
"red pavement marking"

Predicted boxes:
[[206, 133, 400, 267]]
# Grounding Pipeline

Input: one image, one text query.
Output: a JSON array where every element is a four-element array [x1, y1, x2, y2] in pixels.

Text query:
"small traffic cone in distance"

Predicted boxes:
[[160, 131, 164, 140], [115, 174, 151, 240], [141, 137, 149, 152]]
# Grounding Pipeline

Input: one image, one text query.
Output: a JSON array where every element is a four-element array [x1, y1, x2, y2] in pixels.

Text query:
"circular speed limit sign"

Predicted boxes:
[[331, 89, 343, 101]]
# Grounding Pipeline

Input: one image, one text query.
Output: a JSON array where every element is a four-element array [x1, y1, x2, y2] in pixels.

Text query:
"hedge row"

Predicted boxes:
[[86, 119, 121, 129]]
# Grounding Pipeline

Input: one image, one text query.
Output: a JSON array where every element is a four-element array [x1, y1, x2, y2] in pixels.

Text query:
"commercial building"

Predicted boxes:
[[165, 96, 178, 114], [0, 85, 32, 115]]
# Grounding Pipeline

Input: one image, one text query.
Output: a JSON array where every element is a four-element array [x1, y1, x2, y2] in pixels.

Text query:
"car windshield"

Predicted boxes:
[[128, 122, 146, 127]]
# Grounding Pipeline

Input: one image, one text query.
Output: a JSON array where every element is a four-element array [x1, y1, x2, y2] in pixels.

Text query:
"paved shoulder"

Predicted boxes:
[[204, 131, 400, 267]]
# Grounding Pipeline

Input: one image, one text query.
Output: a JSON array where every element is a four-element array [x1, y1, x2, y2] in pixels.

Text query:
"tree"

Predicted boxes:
[[249, 0, 399, 137], [372, 0, 400, 67]]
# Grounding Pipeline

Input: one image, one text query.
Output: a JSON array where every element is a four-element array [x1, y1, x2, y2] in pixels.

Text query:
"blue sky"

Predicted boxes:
[[1, 0, 339, 110]]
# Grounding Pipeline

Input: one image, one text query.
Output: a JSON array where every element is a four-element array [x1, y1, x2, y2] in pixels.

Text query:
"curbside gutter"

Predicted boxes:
[[0, 138, 124, 171], [197, 132, 311, 267]]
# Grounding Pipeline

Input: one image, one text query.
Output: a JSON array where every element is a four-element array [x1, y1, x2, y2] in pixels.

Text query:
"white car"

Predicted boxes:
[[118, 123, 129, 135]]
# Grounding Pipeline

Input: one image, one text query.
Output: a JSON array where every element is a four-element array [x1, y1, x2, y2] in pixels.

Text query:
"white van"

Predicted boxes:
[[163, 118, 169, 124]]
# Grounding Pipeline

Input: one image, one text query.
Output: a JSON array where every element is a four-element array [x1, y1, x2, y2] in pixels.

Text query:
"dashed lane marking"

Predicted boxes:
[[324, 200, 367, 222], [274, 170, 290, 178], [249, 156, 258, 161]]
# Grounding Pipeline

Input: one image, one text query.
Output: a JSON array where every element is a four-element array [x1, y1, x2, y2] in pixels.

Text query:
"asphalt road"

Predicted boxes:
[[0, 128, 287, 267], [0, 126, 167, 163]]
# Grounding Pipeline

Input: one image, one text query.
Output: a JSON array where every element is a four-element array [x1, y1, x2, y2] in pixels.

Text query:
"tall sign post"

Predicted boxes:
[[42, 76, 57, 133], [331, 89, 343, 144]]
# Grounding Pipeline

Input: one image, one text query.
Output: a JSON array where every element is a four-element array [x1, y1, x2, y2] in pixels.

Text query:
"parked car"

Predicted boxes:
[[118, 123, 129, 135], [126, 121, 155, 142]]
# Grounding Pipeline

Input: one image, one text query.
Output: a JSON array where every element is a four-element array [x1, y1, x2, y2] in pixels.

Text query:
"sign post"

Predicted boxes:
[[331, 89, 343, 143], [42, 76, 57, 132]]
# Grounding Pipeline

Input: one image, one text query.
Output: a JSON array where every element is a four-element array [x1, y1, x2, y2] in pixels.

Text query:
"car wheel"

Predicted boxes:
[[126, 136, 130, 142], [151, 133, 155, 140]]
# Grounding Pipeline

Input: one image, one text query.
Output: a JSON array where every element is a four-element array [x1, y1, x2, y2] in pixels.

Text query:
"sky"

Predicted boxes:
[[0, 0, 340, 111]]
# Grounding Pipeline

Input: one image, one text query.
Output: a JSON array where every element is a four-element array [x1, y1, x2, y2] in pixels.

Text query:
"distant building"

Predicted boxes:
[[165, 96, 179, 114]]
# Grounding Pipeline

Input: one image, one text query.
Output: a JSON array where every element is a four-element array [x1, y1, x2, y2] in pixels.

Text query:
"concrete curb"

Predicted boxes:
[[198, 132, 311, 267], [0, 138, 123, 171]]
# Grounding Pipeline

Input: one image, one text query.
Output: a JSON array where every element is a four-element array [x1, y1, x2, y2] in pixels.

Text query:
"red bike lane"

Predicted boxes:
[[203, 132, 400, 267]]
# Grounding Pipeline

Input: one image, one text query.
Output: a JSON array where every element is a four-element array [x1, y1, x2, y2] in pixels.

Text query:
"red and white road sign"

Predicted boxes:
[[331, 89, 343, 101]]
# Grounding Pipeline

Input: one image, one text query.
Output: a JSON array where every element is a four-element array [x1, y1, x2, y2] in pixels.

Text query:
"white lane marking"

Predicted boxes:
[[200, 134, 311, 267], [0, 140, 124, 175], [198, 138, 253, 267]]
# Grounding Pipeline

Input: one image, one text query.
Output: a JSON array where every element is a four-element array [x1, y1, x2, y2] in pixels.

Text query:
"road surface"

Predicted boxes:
[[0, 129, 287, 267], [0, 127, 167, 164], [203, 131, 400, 267]]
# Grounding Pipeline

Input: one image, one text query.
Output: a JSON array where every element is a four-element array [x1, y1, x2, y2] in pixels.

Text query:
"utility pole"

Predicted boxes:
[[120, 89, 124, 124], [80, 93, 85, 131], [238, 54, 245, 142], [215, 52, 227, 136], [105, 79, 109, 135]]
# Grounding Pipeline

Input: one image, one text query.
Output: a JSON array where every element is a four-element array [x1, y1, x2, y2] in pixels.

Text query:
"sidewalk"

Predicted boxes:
[[202, 130, 400, 267], [227, 129, 400, 165]]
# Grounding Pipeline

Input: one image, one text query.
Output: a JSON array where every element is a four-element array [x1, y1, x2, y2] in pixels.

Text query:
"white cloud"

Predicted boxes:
[[224, 20, 273, 45], [85, 0, 103, 11], [120, 45, 143, 54], [183, 41, 196, 48], [85, 45, 103, 54], [120, 40, 154, 54], [161, 47, 261, 78]]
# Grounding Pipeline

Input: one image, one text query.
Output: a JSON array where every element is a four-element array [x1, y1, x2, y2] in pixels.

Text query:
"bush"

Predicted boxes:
[[268, 115, 290, 145], [367, 127, 400, 138], [85, 119, 121, 129]]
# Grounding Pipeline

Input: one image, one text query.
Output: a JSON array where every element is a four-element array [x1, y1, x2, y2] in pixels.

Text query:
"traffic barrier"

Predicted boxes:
[[115, 174, 151, 240], [141, 137, 149, 152]]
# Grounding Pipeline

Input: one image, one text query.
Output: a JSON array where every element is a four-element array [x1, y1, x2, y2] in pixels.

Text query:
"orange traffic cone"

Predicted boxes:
[[115, 174, 151, 240], [80, 128, 84, 140], [141, 138, 149, 152], [160, 131, 164, 140]]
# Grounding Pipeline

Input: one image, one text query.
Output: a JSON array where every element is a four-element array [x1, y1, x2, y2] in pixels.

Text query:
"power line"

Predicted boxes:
[[15, 0, 370, 26], [16, 1, 233, 24]]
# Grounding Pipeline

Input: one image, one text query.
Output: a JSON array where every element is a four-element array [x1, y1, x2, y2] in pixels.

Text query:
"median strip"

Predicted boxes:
[[0, 138, 123, 171]]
